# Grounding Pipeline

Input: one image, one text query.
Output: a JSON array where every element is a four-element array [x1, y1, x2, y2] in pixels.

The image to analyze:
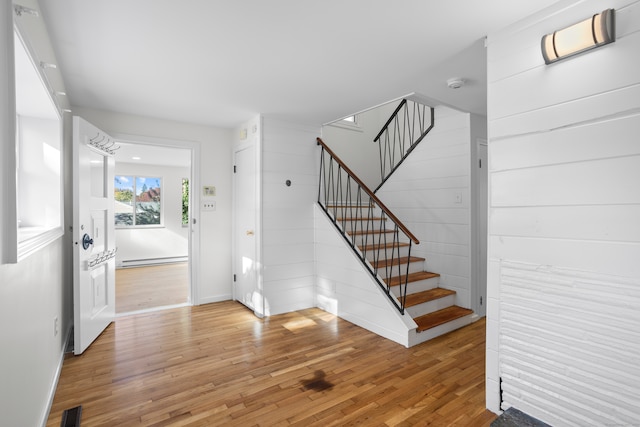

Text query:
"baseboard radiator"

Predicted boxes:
[[118, 256, 188, 268]]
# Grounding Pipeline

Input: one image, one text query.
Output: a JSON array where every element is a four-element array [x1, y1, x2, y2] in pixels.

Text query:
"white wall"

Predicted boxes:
[[0, 2, 73, 426], [485, 1, 640, 424], [315, 205, 416, 346], [376, 106, 474, 308], [73, 107, 234, 304], [260, 118, 319, 315], [321, 101, 398, 189], [114, 162, 189, 265]]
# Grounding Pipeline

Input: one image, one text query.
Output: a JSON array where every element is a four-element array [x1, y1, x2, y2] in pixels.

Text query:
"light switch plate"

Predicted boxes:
[[203, 186, 216, 197], [202, 201, 216, 211]]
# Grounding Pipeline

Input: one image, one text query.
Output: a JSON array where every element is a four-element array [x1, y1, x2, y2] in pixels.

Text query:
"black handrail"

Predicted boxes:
[[317, 137, 418, 314], [373, 99, 434, 193]]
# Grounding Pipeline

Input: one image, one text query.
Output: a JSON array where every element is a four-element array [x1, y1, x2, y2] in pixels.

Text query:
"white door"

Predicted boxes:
[[233, 141, 261, 315], [72, 116, 116, 354]]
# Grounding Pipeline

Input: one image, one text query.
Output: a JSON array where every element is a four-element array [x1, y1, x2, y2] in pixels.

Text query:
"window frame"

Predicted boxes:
[[114, 175, 164, 229], [5, 23, 65, 263]]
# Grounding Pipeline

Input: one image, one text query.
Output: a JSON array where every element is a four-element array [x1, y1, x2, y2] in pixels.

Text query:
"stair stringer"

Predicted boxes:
[[314, 204, 417, 347]]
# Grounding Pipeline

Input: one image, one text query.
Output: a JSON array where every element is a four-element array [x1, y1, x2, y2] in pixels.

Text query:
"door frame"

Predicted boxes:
[[112, 133, 201, 305], [471, 138, 488, 317], [232, 117, 263, 317]]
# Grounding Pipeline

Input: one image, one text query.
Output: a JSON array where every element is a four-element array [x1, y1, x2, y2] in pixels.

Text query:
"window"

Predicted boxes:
[[7, 28, 64, 262], [328, 114, 362, 132], [181, 178, 189, 226], [115, 176, 162, 227]]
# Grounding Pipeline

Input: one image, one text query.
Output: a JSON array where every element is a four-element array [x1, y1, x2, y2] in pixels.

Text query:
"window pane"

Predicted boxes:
[[114, 175, 134, 226], [182, 178, 189, 226], [135, 177, 161, 225]]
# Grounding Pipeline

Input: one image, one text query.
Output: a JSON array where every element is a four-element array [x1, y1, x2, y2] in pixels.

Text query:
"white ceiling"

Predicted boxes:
[[38, 1, 560, 129], [116, 142, 191, 168]]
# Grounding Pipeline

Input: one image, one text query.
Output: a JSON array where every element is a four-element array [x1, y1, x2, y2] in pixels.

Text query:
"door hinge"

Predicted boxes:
[[233, 165, 237, 173], [233, 274, 236, 282], [480, 296, 483, 306], [479, 159, 482, 168]]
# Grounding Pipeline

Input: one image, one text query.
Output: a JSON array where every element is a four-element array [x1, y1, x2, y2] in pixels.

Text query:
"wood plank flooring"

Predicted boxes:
[[116, 263, 188, 313], [47, 302, 496, 426]]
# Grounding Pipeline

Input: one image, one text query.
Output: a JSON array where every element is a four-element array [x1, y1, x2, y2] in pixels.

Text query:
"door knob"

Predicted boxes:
[[82, 233, 94, 250], [246, 230, 254, 236]]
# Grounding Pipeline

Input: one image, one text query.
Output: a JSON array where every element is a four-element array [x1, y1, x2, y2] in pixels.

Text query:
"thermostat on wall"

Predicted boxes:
[[203, 186, 216, 197]]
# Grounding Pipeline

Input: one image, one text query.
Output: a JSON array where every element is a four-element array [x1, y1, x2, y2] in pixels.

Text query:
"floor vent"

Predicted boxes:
[[60, 405, 82, 427]]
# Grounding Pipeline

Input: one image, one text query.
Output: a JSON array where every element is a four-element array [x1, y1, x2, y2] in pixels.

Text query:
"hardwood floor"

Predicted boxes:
[[116, 263, 189, 313], [47, 302, 496, 426]]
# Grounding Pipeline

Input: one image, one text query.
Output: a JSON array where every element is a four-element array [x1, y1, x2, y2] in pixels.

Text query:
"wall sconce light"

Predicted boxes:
[[541, 8, 615, 64]]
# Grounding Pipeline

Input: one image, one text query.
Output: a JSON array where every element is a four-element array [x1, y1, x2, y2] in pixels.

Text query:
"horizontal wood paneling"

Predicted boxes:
[[314, 205, 414, 347], [377, 106, 472, 307], [486, 0, 640, 422], [490, 112, 640, 171], [499, 261, 640, 426], [261, 118, 319, 315], [490, 205, 640, 242], [491, 155, 640, 207]]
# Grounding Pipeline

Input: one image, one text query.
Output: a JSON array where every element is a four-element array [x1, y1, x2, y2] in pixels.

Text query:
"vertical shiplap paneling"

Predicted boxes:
[[486, 0, 640, 423], [261, 118, 319, 315], [376, 106, 472, 307]]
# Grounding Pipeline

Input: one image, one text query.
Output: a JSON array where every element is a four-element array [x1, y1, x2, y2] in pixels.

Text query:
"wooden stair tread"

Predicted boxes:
[[414, 306, 474, 332], [359, 242, 410, 252], [386, 271, 440, 287], [372, 256, 424, 269], [350, 229, 395, 236], [404, 288, 456, 308], [337, 217, 386, 222]]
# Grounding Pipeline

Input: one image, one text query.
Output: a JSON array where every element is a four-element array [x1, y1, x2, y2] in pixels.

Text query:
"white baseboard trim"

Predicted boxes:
[[197, 294, 232, 305], [41, 323, 72, 427]]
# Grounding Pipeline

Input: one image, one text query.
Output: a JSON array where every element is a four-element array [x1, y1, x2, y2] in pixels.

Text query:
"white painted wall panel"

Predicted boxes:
[[486, 0, 640, 423], [0, 5, 73, 425], [261, 118, 318, 315], [314, 205, 415, 347], [490, 205, 640, 242], [490, 112, 640, 171], [376, 106, 473, 308], [491, 156, 640, 207]]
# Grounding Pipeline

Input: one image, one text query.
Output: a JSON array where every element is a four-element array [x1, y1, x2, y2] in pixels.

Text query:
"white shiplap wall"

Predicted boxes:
[[376, 106, 473, 308], [486, 0, 640, 424], [314, 204, 416, 347], [261, 118, 319, 315]]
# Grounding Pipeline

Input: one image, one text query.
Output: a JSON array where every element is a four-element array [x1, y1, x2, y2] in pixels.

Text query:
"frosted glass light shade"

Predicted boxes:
[[542, 9, 615, 64]]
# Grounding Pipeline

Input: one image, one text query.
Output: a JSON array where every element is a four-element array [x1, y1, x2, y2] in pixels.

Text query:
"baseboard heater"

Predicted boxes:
[[118, 256, 188, 268]]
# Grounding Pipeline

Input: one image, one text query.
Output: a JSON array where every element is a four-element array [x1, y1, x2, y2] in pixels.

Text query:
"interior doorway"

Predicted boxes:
[[112, 141, 195, 315]]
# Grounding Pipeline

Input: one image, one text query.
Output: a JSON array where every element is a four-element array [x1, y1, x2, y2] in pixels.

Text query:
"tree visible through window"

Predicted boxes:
[[182, 178, 189, 226], [115, 175, 162, 226]]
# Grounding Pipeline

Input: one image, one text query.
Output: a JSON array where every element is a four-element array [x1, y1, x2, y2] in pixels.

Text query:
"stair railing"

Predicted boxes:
[[317, 137, 419, 314], [373, 99, 435, 193]]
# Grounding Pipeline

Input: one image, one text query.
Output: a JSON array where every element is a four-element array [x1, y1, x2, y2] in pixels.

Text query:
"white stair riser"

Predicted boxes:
[[391, 277, 440, 296], [406, 294, 456, 318], [360, 246, 410, 262], [340, 220, 387, 233], [375, 261, 424, 279], [408, 314, 474, 347], [350, 233, 397, 247]]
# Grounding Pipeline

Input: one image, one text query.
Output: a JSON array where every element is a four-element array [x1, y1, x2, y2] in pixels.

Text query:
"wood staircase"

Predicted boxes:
[[334, 206, 474, 346]]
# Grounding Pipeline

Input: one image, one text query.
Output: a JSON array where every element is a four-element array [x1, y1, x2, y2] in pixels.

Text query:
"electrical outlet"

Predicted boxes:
[[54, 316, 59, 336], [455, 192, 462, 204]]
